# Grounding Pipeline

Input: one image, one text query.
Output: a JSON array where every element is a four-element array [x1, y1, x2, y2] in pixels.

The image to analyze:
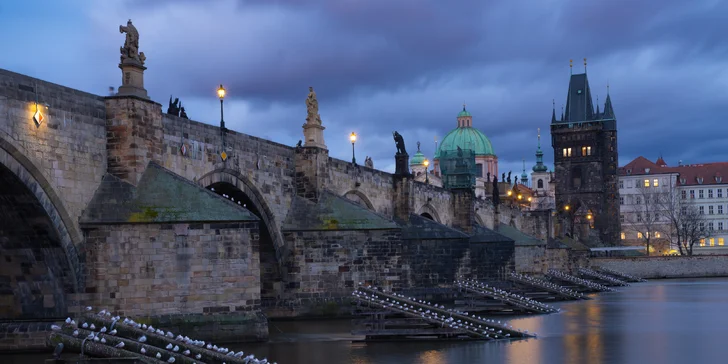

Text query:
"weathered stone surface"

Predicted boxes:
[[593, 255, 728, 279]]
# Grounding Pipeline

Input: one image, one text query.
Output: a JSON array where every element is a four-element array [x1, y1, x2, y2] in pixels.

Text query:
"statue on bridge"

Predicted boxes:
[[167, 96, 180, 116], [365, 156, 373, 168], [180, 105, 188, 119], [492, 174, 500, 208], [393, 131, 407, 155], [305, 87, 322, 125], [486, 172, 490, 182], [507, 171, 512, 184], [119, 19, 146, 65]]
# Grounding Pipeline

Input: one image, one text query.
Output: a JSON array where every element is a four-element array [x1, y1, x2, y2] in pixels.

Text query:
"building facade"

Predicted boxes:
[[619, 156, 728, 254], [531, 129, 555, 211], [550, 71, 620, 245]]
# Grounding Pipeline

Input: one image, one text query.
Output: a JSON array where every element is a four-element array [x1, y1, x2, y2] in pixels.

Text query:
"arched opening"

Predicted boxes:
[[343, 190, 374, 210], [537, 179, 544, 189], [0, 162, 73, 320], [420, 212, 434, 220], [206, 182, 282, 305], [416, 203, 442, 224]]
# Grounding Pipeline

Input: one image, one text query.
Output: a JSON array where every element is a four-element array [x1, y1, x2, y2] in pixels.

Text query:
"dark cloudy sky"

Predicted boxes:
[[2, 0, 727, 177]]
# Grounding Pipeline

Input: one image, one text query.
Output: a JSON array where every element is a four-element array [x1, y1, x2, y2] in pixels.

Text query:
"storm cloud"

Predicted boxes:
[[2, 0, 727, 175]]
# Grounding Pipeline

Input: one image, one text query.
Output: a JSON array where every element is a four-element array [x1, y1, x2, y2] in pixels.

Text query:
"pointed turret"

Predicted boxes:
[[595, 95, 600, 116], [521, 159, 528, 185], [551, 99, 557, 123], [532, 128, 548, 173], [563, 73, 595, 122], [603, 93, 615, 120]]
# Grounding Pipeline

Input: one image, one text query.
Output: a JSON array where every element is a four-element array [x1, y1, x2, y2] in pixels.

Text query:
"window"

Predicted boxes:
[[699, 206, 704, 214], [637, 232, 643, 239], [581, 146, 592, 156], [653, 179, 659, 187], [690, 190, 695, 199], [655, 212, 660, 220], [700, 222, 705, 230], [644, 179, 650, 187], [655, 232, 661, 238], [720, 238, 725, 246], [700, 238, 706, 246], [699, 190, 704, 199], [572, 167, 582, 189], [620, 214, 625, 223], [709, 206, 714, 214], [621, 232, 626, 240], [709, 189, 714, 198], [719, 189, 723, 198], [719, 222, 724, 230], [635, 180, 640, 188], [563, 148, 572, 157], [709, 238, 715, 246], [620, 196, 624, 205], [537, 179, 544, 189], [619, 180, 624, 189], [681, 206, 687, 214], [635, 196, 641, 205], [708, 222, 714, 230], [475, 163, 483, 178], [720, 205, 724, 214], [637, 213, 642, 222], [682, 190, 687, 199]]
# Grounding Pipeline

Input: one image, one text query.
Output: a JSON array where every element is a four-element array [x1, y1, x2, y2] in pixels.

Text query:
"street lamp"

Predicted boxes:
[[423, 158, 430, 184], [349, 132, 357, 164], [217, 84, 226, 129]]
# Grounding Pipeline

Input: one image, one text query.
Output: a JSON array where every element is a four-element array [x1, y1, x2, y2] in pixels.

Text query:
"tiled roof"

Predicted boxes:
[[282, 191, 399, 231], [619, 156, 728, 186]]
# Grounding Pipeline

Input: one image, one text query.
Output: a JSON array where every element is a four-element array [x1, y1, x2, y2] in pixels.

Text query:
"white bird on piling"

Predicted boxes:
[[51, 325, 62, 331], [93, 336, 100, 342], [99, 310, 107, 316], [82, 322, 89, 329], [234, 351, 245, 358], [166, 343, 173, 350], [109, 329, 117, 335], [195, 354, 202, 360], [142, 324, 147, 329], [115, 342, 125, 348], [156, 352, 162, 359], [72, 330, 79, 337], [100, 327, 107, 333], [85, 306, 93, 311], [86, 333, 95, 340], [141, 347, 146, 354], [173, 345, 179, 352], [100, 338, 106, 344], [65, 317, 72, 324], [182, 349, 190, 356], [138, 335, 147, 343], [89, 324, 96, 330], [168, 357, 175, 363]]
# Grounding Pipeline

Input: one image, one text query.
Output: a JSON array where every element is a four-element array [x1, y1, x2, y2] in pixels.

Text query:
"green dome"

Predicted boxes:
[[457, 109, 472, 117], [435, 127, 495, 159], [410, 151, 426, 166]]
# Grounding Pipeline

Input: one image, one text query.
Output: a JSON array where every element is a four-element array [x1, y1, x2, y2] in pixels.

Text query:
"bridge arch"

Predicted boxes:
[[0, 136, 82, 319], [417, 203, 442, 223], [343, 189, 374, 210]]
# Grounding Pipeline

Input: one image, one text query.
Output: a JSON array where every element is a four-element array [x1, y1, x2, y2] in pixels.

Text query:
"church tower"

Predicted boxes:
[[550, 60, 620, 245]]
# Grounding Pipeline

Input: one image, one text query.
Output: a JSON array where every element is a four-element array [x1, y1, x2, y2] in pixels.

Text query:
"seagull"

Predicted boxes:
[[156, 352, 162, 359], [168, 358, 175, 363], [72, 330, 79, 337], [166, 344, 173, 350], [141, 347, 146, 354], [51, 325, 62, 331], [89, 324, 96, 330], [195, 354, 202, 360], [82, 323, 89, 329], [115, 342, 125, 348], [173, 345, 179, 352], [109, 329, 117, 335], [85, 306, 93, 311], [100, 338, 106, 344], [182, 349, 190, 356], [65, 318, 72, 324], [93, 336, 100, 342], [138, 335, 147, 343], [100, 327, 107, 333]]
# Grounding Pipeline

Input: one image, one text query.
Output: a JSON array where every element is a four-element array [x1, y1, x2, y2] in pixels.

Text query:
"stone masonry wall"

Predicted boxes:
[[327, 158, 396, 216], [0, 69, 107, 244], [593, 255, 728, 279], [77, 222, 267, 341]]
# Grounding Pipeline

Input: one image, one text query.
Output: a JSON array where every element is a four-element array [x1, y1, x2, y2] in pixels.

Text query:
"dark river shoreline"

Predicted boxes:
[[5, 277, 728, 364]]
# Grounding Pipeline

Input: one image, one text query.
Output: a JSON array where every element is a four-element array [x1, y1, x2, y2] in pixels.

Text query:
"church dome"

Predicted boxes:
[[435, 107, 495, 159], [410, 150, 426, 166]]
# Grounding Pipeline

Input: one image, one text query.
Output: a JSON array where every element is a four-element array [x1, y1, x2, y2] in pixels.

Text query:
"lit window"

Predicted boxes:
[[637, 232, 643, 239], [621, 232, 626, 240], [700, 238, 706, 246], [644, 179, 650, 187], [563, 148, 572, 157], [653, 179, 659, 187], [709, 238, 715, 246], [709, 206, 714, 215], [720, 238, 725, 246], [709, 189, 714, 198], [681, 190, 687, 199], [620, 196, 624, 205], [699, 190, 704, 199], [655, 232, 661, 238]]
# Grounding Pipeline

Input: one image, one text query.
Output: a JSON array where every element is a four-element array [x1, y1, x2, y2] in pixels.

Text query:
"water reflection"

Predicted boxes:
[[5, 278, 728, 364]]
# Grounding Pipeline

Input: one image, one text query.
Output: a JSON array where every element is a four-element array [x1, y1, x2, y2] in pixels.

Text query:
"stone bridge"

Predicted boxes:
[[0, 65, 553, 349]]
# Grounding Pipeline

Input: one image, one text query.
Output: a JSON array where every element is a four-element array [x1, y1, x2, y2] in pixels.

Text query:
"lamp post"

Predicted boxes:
[[217, 84, 226, 130], [423, 159, 429, 184], [350, 132, 357, 164]]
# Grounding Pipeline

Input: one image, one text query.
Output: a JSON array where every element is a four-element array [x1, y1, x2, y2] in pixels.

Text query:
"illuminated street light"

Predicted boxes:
[[350, 132, 357, 164], [423, 159, 430, 184], [217, 84, 226, 129]]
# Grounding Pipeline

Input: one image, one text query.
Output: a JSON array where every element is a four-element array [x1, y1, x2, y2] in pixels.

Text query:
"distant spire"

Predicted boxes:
[[561, 105, 564, 121], [551, 99, 556, 123], [596, 95, 600, 115], [584, 58, 587, 73], [537, 127, 541, 148], [533, 128, 548, 173], [603, 92, 615, 119], [569, 59, 573, 75]]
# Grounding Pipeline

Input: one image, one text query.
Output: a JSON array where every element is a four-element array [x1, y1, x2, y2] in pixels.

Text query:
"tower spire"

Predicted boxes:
[[584, 58, 587, 73], [532, 128, 547, 173], [569, 59, 573, 75], [551, 99, 556, 123], [596, 95, 600, 115]]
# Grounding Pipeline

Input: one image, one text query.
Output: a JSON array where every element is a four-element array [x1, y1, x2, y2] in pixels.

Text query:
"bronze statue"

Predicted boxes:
[[393, 131, 407, 155], [305, 87, 321, 125], [167, 96, 180, 116], [515, 176, 519, 185], [507, 171, 512, 184], [486, 172, 490, 182], [492, 174, 500, 207], [180, 106, 188, 119], [296, 140, 303, 148], [119, 19, 145, 65], [365, 156, 374, 168], [502, 172, 506, 182]]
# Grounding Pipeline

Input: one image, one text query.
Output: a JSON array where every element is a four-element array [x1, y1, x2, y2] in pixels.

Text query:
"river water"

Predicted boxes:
[[5, 277, 728, 363]]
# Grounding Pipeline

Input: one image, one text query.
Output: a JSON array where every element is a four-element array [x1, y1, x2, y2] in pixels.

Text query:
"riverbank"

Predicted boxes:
[[592, 254, 728, 279]]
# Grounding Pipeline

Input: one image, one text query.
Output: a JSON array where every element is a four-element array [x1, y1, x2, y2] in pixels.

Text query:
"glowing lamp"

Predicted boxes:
[[423, 159, 429, 167], [564, 205, 570, 211], [33, 108, 44, 127], [507, 190, 513, 196], [527, 196, 532, 202], [587, 213, 593, 220], [217, 84, 226, 99], [517, 194, 522, 200], [349, 132, 357, 143]]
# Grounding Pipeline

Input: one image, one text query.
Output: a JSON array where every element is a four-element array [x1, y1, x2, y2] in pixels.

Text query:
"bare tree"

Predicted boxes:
[[623, 185, 669, 255], [659, 181, 711, 255]]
